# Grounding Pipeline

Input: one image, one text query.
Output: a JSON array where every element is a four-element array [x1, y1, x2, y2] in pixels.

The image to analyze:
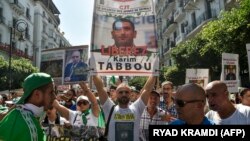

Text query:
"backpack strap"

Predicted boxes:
[[104, 105, 116, 137]]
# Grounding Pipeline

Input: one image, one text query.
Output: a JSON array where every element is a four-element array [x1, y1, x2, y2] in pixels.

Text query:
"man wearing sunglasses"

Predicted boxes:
[[93, 75, 156, 141], [205, 81, 250, 124], [53, 82, 100, 127], [170, 83, 214, 125]]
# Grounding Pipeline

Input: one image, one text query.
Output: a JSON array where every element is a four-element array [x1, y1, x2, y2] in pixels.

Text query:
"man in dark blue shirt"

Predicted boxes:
[[64, 50, 88, 82]]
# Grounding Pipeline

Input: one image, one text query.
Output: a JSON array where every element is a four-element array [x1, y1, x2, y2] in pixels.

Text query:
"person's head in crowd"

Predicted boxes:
[[109, 85, 117, 102], [65, 89, 76, 101], [116, 83, 131, 108], [5, 97, 21, 108], [205, 81, 231, 112], [76, 95, 90, 112], [45, 106, 58, 120], [174, 83, 206, 124], [17, 73, 55, 112], [130, 86, 140, 102], [161, 81, 174, 101], [240, 88, 250, 106], [71, 50, 81, 64], [64, 89, 76, 108], [0, 95, 3, 105], [147, 90, 160, 109], [90, 89, 98, 97], [0, 94, 7, 105], [76, 88, 85, 97], [111, 18, 137, 47]]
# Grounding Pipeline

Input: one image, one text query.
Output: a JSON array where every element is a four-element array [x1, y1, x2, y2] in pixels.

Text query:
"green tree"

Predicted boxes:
[[128, 76, 147, 91], [0, 57, 39, 91], [162, 65, 185, 86], [163, 0, 250, 86], [201, 0, 250, 85]]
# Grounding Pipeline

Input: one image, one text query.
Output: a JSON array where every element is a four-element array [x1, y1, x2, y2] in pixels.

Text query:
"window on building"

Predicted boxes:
[[191, 12, 196, 29], [181, 23, 185, 33], [48, 18, 51, 23], [25, 25, 30, 40], [25, 47, 28, 55], [13, 18, 17, 27], [43, 22, 47, 33], [0, 7, 3, 18], [42, 11, 46, 17], [41, 39, 45, 49], [26, 8, 31, 20]]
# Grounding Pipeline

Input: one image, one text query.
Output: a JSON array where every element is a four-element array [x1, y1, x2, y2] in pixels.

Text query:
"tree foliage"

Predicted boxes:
[[162, 65, 185, 86], [162, 0, 250, 86], [128, 76, 147, 90], [0, 56, 39, 91]]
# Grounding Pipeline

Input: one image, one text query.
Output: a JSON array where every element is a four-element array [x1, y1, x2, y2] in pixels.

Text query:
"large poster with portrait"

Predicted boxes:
[[221, 53, 239, 93], [40, 46, 89, 85], [90, 0, 159, 76], [64, 48, 89, 84], [185, 69, 209, 88], [40, 50, 64, 85]]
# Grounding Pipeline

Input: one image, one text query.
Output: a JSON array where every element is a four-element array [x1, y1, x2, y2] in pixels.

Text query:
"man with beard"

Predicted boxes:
[[205, 81, 250, 124], [102, 18, 147, 56], [93, 75, 156, 141], [159, 81, 177, 121], [0, 73, 56, 141]]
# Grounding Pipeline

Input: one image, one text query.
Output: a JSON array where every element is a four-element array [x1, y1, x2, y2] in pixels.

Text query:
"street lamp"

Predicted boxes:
[[9, 19, 28, 93]]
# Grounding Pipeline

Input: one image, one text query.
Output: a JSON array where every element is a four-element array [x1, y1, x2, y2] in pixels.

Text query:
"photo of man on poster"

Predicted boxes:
[[225, 65, 236, 80], [64, 49, 88, 82], [100, 18, 148, 56]]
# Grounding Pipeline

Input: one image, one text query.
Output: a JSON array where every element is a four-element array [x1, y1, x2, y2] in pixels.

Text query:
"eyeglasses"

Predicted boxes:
[[174, 99, 204, 107], [77, 101, 89, 106], [118, 91, 129, 94]]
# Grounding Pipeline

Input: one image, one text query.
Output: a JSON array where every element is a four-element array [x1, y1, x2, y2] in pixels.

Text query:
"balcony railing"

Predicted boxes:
[[9, 0, 25, 15], [162, 0, 175, 17], [175, 33, 186, 45], [0, 42, 33, 60], [163, 16, 177, 36], [174, 8, 186, 22]]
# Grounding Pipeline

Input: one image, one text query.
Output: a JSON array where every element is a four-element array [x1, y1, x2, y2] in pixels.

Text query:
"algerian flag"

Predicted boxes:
[[110, 76, 116, 86]]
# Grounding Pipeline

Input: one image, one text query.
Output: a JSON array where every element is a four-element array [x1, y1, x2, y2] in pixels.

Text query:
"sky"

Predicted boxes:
[[53, 0, 95, 46]]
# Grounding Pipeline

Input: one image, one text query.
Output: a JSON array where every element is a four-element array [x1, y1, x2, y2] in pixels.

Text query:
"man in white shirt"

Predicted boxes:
[[93, 75, 156, 141], [205, 81, 250, 124]]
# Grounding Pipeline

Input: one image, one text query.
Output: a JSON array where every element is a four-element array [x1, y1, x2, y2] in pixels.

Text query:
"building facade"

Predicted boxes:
[[155, 0, 240, 67], [0, 0, 70, 68]]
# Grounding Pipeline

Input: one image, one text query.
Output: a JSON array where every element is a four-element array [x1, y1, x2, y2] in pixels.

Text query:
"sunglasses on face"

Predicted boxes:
[[174, 99, 204, 107], [118, 91, 129, 94], [77, 101, 89, 106]]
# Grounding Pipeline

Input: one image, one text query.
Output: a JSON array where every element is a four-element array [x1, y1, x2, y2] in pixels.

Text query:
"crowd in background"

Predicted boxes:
[[0, 74, 250, 141]]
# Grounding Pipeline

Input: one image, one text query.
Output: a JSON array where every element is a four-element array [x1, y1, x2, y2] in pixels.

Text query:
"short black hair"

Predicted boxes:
[[240, 88, 250, 97], [110, 85, 117, 90], [112, 18, 135, 31], [151, 90, 160, 97]]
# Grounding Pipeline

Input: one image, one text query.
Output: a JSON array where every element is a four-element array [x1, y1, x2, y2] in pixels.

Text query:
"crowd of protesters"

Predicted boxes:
[[0, 72, 250, 141]]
